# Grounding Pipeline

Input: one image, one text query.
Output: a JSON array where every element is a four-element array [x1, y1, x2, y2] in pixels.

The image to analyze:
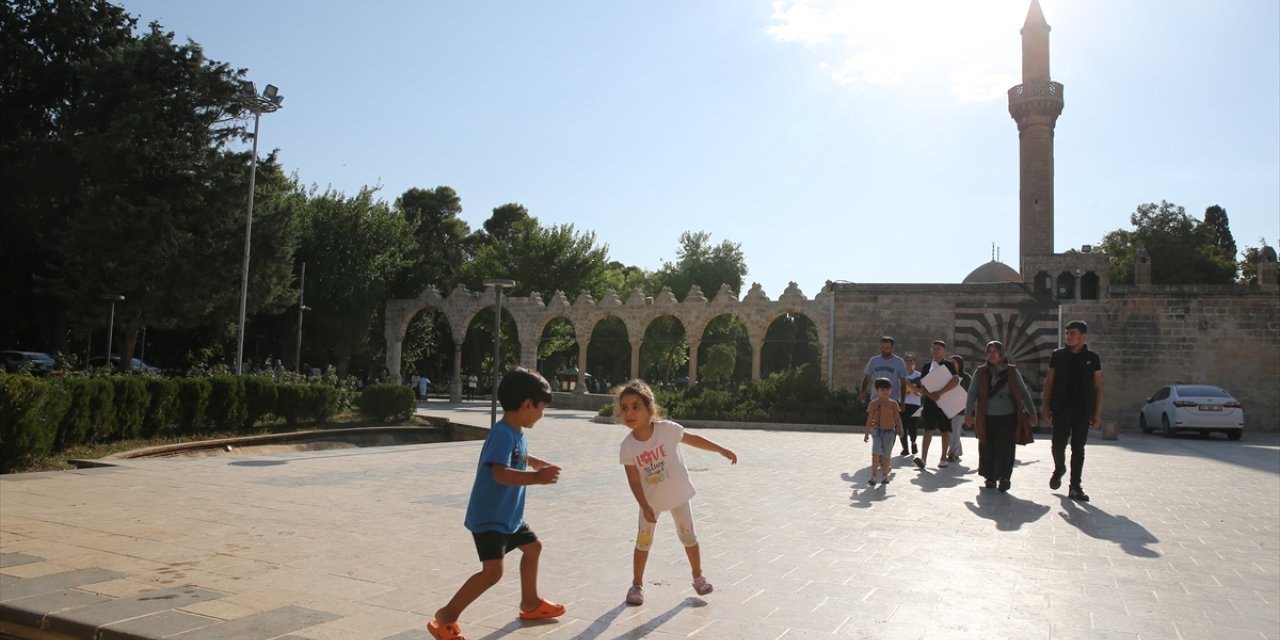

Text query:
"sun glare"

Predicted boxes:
[[768, 0, 1039, 102]]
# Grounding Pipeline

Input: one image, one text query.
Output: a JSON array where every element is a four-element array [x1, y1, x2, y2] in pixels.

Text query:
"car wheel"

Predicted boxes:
[[1139, 413, 1150, 434], [1227, 430, 1243, 441], [1162, 414, 1173, 438]]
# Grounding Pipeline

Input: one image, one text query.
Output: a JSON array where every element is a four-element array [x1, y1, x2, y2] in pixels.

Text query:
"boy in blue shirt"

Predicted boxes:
[[429, 368, 563, 640]]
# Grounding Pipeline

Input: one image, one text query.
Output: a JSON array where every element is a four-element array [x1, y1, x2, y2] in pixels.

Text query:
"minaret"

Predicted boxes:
[[1009, 0, 1063, 270]]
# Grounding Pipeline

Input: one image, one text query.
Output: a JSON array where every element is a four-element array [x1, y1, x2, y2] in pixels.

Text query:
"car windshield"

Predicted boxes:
[[1176, 385, 1228, 398]]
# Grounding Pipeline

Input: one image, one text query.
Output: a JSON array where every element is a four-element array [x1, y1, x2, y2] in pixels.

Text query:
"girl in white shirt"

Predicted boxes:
[[617, 380, 737, 606]]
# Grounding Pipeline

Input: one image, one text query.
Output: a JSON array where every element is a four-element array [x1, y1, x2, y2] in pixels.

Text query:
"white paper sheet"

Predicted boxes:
[[920, 361, 967, 418]]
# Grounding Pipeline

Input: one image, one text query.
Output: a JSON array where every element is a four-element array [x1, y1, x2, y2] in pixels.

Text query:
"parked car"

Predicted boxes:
[[87, 356, 163, 375], [1139, 384, 1244, 440], [0, 350, 56, 375]]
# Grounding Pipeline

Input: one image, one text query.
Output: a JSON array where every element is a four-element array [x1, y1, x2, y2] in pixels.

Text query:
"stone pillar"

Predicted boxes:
[[385, 338, 403, 386], [687, 339, 700, 387], [750, 339, 763, 381], [1134, 247, 1152, 288], [450, 344, 463, 403], [1258, 247, 1278, 285], [629, 338, 642, 381], [575, 341, 588, 395]]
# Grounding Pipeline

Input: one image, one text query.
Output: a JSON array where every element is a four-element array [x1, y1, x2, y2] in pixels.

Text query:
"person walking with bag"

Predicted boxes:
[[964, 341, 1038, 492]]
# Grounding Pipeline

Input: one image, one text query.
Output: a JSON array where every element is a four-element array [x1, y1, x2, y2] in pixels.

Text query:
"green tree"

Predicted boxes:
[[464, 205, 611, 299], [295, 187, 413, 376], [1097, 201, 1237, 285], [657, 231, 748, 300], [1203, 205, 1237, 262], [0, 1, 299, 364], [392, 186, 473, 297]]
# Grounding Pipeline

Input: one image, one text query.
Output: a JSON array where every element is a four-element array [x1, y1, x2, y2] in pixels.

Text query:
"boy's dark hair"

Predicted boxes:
[[873, 377, 893, 390], [497, 368, 553, 411], [1065, 320, 1089, 333], [880, 336, 895, 345]]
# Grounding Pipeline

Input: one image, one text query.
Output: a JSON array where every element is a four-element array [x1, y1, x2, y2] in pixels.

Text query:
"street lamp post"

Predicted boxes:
[[104, 295, 124, 365], [294, 262, 308, 372], [235, 81, 284, 375], [483, 278, 516, 427]]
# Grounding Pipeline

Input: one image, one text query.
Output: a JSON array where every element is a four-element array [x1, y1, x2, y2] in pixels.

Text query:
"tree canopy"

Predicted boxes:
[[1097, 201, 1239, 285]]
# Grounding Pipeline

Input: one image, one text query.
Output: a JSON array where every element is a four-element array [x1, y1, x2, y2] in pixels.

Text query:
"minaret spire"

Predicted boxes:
[[1009, 0, 1064, 272]]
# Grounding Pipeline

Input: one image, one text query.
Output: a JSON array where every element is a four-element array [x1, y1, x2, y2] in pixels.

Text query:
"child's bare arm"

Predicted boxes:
[[625, 465, 656, 523], [527, 454, 554, 470], [681, 432, 738, 464], [491, 463, 559, 486]]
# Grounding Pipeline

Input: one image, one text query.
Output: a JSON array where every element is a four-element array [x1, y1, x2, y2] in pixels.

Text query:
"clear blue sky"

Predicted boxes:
[[116, 0, 1279, 298]]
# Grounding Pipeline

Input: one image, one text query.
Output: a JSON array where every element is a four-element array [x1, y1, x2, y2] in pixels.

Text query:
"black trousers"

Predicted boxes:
[[978, 413, 1017, 482], [898, 405, 920, 450], [1052, 405, 1090, 488]]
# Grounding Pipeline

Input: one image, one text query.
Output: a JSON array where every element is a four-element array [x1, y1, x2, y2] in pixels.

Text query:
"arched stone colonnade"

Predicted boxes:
[[385, 282, 834, 402]]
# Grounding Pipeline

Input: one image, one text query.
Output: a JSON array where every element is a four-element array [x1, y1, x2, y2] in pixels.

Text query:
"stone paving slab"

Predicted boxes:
[[1, 402, 1278, 639]]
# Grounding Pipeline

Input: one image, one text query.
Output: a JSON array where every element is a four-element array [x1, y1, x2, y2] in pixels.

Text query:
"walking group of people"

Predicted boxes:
[[428, 370, 736, 640], [860, 321, 1103, 500], [427, 322, 1103, 640]]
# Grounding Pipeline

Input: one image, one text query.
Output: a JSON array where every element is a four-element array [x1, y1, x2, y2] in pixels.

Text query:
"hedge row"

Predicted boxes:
[[0, 374, 406, 473], [637, 365, 867, 426]]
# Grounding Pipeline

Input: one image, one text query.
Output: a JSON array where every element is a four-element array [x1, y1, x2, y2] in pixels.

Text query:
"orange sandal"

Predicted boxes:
[[518, 599, 566, 620], [428, 619, 466, 640]]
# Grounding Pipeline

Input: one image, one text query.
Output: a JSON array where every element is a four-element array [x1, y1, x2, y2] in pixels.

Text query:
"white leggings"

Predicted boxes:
[[635, 502, 697, 551]]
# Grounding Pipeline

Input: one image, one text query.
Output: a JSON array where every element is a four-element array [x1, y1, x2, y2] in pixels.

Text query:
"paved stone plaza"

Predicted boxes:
[[2, 403, 1278, 639]]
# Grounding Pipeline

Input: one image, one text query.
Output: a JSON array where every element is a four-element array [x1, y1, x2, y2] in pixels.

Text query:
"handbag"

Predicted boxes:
[[1015, 409, 1034, 445]]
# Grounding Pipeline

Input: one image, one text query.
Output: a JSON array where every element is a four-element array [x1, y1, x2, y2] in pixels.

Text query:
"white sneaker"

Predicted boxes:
[[625, 584, 644, 605]]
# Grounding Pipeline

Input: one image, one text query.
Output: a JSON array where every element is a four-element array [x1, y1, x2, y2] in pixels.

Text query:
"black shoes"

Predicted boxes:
[[1068, 487, 1090, 502], [984, 479, 996, 489], [900, 449, 910, 457], [998, 479, 1011, 492], [913, 457, 925, 470], [911, 443, 919, 454], [1049, 471, 1063, 490]]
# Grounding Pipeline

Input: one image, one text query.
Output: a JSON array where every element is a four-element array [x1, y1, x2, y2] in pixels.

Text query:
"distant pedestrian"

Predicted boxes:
[[616, 379, 737, 606], [1042, 320, 1103, 502], [948, 355, 971, 462], [428, 369, 563, 640], [410, 374, 420, 396], [467, 374, 479, 401], [418, 374, 430, 401], [899, 355, 923, 456], [965, 342, 1037, 491], [864, 378, 904, 487]]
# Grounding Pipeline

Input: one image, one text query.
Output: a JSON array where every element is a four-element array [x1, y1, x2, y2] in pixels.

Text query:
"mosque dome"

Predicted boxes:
[[962, 260, 1021, 284]]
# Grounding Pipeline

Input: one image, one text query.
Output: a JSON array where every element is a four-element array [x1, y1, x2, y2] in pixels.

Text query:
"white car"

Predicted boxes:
[[1138, 385, 1244, 440]]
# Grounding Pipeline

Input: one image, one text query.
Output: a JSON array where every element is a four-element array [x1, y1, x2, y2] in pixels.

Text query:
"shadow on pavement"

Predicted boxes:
[[1056, 495, 1161, 558], [557, 598, 703, 640], [842, 472, 893, 508], [1086, 430, 1280, 476], [964, 489, 1050, 531], [908, 467, 973, 493]]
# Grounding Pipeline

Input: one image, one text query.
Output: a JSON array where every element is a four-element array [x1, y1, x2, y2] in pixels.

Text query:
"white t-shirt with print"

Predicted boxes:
[[619, 419, 696, 512]]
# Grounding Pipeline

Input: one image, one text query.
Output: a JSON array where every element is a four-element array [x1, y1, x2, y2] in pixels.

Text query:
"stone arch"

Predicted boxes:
[[385, 280, 834, 396], [760, 311, 822, 378], [1055, 271, 1076, 300], [1079, 271, 1101, 300], [696, 313, 752, 387], [1034, 270, 1053, 295]]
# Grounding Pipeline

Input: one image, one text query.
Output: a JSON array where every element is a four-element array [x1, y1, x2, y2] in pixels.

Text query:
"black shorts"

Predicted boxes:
[[472, 523, 538, 561], [921, 403, 952, 433]]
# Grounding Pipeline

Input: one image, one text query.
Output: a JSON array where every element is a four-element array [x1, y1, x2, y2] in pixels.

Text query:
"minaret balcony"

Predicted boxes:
[[1008, 81, 1064, 120]]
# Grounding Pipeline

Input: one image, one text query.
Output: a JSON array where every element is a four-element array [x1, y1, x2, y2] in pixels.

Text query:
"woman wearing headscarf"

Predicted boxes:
[[963, 341, 1038, 491]]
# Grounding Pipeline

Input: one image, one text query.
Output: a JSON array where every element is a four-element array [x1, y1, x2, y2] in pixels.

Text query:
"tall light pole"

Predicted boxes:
[[104, 295, 124, 365], [294, 262, 309, 372], [484, 278, 516, 427], [235, 81, 284, 375]]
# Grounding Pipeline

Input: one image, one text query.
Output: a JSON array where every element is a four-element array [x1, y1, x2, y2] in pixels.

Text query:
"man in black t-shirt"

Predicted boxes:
[[1042, 320, 1104, 502]]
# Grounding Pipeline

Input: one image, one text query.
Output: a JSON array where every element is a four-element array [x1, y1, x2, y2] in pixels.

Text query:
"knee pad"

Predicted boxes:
[[677, 529, 698, 547], [635, 531, 653, 551]]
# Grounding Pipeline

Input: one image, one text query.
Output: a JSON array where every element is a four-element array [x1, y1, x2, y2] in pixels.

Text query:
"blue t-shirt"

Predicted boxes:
[[864, 354, 908, 401], [464, 421, 527, 534]]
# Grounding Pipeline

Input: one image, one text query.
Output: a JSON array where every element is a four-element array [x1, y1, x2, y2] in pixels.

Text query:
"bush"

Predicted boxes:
[[357, 384, 415, 422], [206, 375, 246, 431], [0, 375, 67, 472], [175, 378, 212, 434], [657, 366, 865, 426], [597, 402, 615, 417], [242, 375, 277, 429], [305, 384, 339, 422], [141, 378, 179, 437], [275, 384, 309, 426], [55, 376, 117, 447], [111, 377, 149, 439]]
